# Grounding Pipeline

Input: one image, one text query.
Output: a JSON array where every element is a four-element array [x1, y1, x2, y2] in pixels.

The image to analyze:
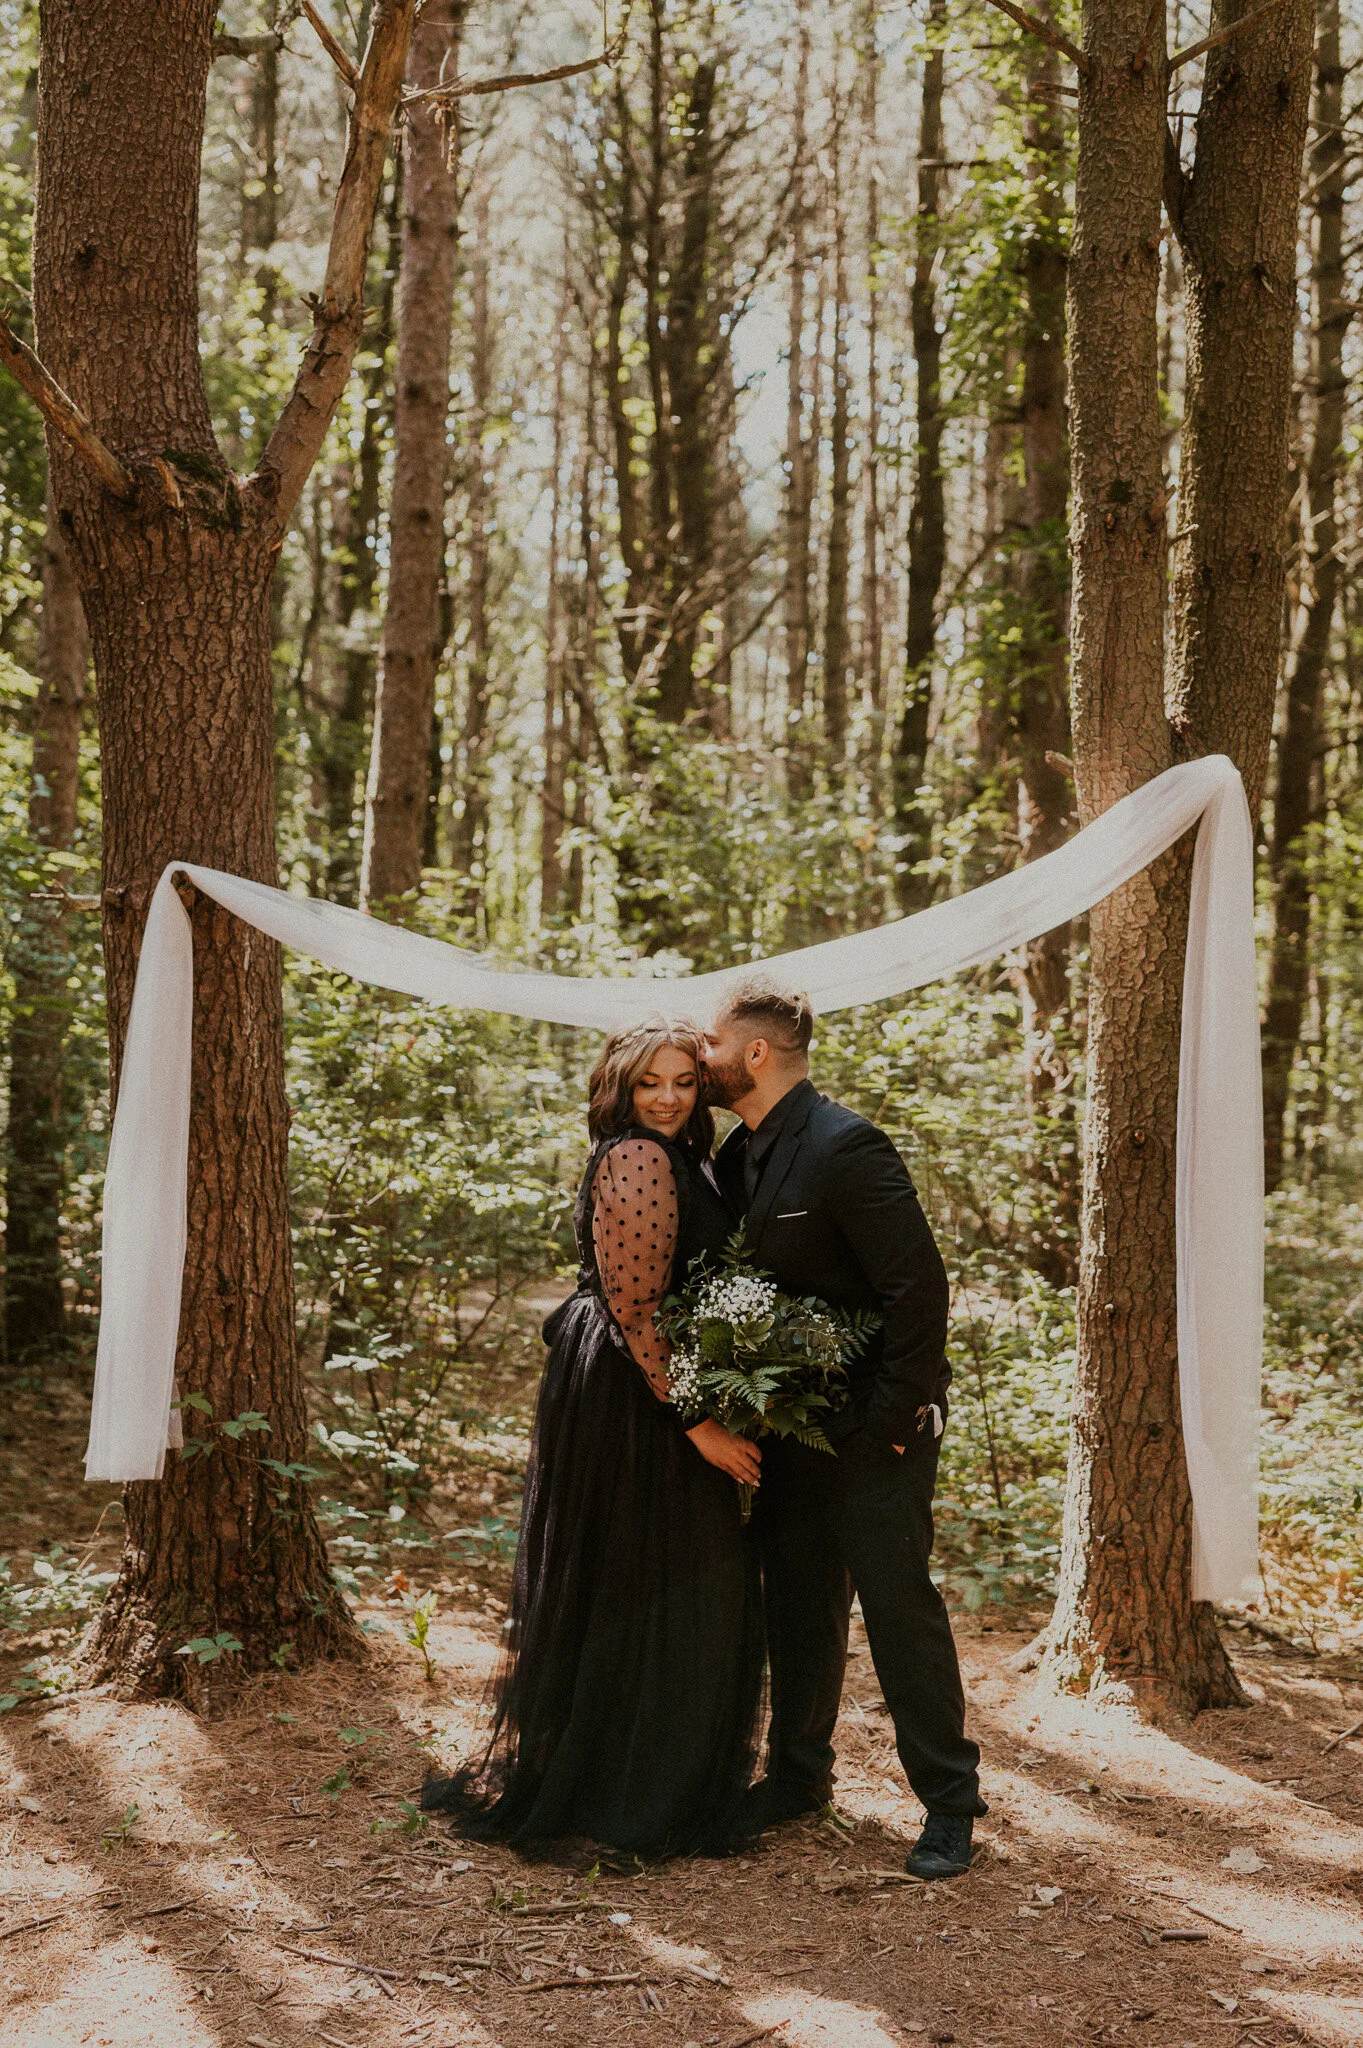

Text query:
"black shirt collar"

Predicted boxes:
[[746, 1076, 815, 1164]]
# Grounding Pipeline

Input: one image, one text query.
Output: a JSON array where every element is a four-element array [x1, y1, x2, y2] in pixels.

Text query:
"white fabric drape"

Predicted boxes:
[[86, 753, 1263, 1603]]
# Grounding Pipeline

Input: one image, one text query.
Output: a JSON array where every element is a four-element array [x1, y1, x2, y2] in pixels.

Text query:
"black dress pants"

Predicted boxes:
[[757, 1427, 984, 1817]]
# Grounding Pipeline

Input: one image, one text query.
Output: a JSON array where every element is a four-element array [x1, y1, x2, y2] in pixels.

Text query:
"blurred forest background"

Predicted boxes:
[[0, 0, 1359, 1658]]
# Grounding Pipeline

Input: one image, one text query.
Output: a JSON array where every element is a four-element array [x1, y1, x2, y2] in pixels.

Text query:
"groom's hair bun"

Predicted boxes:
[[722, 975, 815, 1058]]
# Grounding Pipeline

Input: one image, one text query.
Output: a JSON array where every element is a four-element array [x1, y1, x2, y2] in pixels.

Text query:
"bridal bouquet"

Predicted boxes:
[[657, 1231, 879, 1518]]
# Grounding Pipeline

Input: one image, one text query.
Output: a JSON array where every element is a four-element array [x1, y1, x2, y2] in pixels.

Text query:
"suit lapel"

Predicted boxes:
[[745, 1085, 817, 1251]]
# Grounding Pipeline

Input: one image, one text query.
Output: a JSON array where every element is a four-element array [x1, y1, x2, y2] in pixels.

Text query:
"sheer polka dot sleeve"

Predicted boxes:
[[591, 1137, 682, 1403]]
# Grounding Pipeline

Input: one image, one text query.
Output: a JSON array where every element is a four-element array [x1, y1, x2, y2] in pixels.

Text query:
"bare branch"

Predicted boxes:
[[252, 0, 415, 530], [1169, 0, 1290, 73], [0, 309, 133, 499], [404, 20, 630, 105], [301, 0, 360, 89], [213, 30, 286, 59], [977, 0, 1089, 76]]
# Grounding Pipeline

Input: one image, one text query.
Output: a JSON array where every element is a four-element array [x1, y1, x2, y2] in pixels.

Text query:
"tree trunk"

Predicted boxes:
[[451, 180, 492, 896], [1051, 0, 1310, 1720], [784, 1, 814, 800], [4, 501, 87, 1363], [823, 111, 853, 773], [1014, 37, 1077, 1281], [540, 277, 570, 921], [1166, 0, 1314, 808], [860, 0, 885, 782], [1261, 0, 1349, 1191], [361, 0, 463, 908], [657, 57, 719, 724], [25, 0, 413, 1692], [895, 0, 946, 911]]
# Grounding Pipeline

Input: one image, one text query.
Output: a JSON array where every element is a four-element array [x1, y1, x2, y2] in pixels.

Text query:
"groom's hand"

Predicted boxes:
[[686, 1418, 762, 1485]]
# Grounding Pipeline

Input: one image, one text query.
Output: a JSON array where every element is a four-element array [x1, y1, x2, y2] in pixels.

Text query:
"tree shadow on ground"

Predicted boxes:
[[3, 1605, 1361, 2048]]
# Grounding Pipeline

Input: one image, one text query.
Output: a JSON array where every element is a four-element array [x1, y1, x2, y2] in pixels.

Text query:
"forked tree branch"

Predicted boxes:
[[252, 0, 415, 529], [0, 309, 133, 499], [403, 20, 630, 106], [301, 0, 360, 88], [978, 0, 1089, 76], [1168, 0, 1290, 72]]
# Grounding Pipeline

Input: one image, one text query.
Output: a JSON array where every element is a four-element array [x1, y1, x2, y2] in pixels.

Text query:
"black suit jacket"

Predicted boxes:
[[715, 1079, 950, 1448]]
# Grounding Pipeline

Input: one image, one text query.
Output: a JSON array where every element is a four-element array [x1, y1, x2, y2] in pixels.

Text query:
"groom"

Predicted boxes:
[[705, 975, 985, 1880]]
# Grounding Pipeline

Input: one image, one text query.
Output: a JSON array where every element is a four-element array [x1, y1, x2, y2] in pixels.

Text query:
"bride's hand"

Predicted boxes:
[[686, 1418, 762, 1485]]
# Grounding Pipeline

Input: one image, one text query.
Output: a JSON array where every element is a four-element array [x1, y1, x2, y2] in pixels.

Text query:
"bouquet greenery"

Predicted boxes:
[[657, 1231, 880, 1518]]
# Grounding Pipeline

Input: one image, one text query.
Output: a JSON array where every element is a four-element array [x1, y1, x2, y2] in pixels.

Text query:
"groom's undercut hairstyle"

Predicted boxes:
[[720, 976, 815, 1061]]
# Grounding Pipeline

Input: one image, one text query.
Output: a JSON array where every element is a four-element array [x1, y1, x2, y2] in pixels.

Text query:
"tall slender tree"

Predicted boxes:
[[1261, 0, 1351, 1190], [896, 0, 947, 910], [361, 0, 465, 909]]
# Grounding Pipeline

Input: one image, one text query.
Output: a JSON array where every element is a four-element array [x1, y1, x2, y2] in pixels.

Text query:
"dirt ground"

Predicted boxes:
[[3, 1361, 1363, 2048]]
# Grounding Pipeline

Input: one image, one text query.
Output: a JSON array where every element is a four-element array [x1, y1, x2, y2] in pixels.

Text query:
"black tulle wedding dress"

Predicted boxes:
[[421, 1128, 764, 1859]]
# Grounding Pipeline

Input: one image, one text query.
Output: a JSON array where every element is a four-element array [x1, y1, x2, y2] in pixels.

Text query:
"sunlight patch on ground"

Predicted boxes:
[[1252, 1988, 1363, 2047], [0, 1940, 215, 2048], [739, 1988, 915, 2047]]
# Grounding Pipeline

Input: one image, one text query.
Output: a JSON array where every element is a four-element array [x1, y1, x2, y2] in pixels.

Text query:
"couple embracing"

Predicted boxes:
[[423, 977, 985, 1881]]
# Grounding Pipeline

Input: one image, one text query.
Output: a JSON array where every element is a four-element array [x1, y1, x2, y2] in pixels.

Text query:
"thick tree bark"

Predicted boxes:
[[1261, 0, 1349, 1191], [1014, 38, 1078, 1280], [1051, 0, 1310, 1720], [1166, 0, 1314, 807], [361, 1, 463, 908], [895, 0, 947, 910], [4, 503, 87, 1362], [23, 0, 413, 1692]]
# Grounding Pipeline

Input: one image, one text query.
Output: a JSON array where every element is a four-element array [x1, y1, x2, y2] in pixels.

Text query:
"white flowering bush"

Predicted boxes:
[[658, 1231, 878, 1515]]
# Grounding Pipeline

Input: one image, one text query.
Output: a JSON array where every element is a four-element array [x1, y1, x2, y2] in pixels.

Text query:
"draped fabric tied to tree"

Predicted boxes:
[[87, 754, 1263, 1606]]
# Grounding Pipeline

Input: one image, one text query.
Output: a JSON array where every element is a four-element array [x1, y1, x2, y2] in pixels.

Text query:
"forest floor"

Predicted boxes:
[[3, 1337, 1363, 2048]]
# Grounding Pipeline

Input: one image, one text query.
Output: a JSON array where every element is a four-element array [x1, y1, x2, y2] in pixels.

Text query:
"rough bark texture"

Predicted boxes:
[[1261, 0, 1349, 1191], [361, 2, 463, 908], [1166, 0, 1314, 807], [1050, 0, 1227, 1721], [895, 0, 946, 911], [4, 504, 87, 1361], [25, 0, 413, 1692], [1015, 39, 1078, 1280], [1052, 0, 1310, 1720]]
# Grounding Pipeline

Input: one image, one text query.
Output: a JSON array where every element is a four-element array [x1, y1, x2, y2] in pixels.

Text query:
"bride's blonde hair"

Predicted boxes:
[[587, 1017, 714, 1159]]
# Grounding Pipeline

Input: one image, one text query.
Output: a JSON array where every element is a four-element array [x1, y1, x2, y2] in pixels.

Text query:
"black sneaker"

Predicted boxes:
[[905, 1813, 975, 1880]]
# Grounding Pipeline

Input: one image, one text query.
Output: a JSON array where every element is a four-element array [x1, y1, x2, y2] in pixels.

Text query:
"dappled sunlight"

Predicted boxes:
[[738, 1988, 915, 2047]]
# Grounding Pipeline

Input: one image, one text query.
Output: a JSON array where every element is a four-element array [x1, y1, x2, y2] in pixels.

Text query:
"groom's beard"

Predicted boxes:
[[702, 1055, 754, 1110]]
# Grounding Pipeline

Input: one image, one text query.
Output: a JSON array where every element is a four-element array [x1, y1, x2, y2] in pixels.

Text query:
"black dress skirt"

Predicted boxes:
[[422, 1128, 764, 1858]]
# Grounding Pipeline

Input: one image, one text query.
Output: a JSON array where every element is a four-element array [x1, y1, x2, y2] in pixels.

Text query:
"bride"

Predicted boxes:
[[422, 1018, 764, 1857]]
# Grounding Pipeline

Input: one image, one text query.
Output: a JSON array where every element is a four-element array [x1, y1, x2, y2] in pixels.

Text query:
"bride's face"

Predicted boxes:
[[632, 1046, 699, 1142]]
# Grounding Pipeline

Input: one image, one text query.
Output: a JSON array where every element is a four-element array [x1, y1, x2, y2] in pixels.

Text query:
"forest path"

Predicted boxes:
[[2, 1369, 1362, 2048]]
